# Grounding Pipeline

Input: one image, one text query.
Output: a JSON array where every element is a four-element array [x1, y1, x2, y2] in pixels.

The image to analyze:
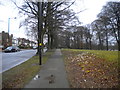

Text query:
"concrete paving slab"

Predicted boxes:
[[24, 49, 69, 88]]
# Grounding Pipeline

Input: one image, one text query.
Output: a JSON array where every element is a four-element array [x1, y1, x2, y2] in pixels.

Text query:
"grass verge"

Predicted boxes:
[[63, 49, 119, 68], [62, 49, 119, 88], [63, 49, 119, 62], [2, 49, 55, 88]]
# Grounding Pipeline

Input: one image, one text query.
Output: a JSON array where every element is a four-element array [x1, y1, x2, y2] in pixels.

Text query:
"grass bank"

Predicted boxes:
[[63, 49, 119, 62], [2, 49, 55, 88], [62, 49, 119, 88]]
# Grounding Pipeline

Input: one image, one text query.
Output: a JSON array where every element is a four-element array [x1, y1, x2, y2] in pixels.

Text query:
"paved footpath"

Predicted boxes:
[[24, 49, 69, 88]]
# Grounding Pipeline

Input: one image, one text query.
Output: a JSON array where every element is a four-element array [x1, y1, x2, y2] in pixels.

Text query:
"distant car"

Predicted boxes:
[[4, 46, 20, 53], [33, 46, 37, 49]]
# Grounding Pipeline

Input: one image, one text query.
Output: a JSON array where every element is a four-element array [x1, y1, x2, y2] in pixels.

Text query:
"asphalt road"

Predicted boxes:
[[1, 49, 37, 73]]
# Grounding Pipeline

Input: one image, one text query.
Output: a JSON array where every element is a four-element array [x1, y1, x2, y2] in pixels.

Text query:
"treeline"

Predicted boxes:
[[57, 25, 118, 50], [13, 0, 78, 50], [57, 1, 120, 51], [14, 1, 119, 51]]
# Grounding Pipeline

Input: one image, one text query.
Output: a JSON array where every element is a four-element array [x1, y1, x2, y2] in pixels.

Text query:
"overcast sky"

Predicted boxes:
[[72, 0, 119, 25], [0, 0, 119, 40]]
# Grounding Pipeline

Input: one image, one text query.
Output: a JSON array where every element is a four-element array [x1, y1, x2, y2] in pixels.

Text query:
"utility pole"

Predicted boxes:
[[7, 18, 10, 45], [7, 17, 16, 46], [37, 2, 43, 65]]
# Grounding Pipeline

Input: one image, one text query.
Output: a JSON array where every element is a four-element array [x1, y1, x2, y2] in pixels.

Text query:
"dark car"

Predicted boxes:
[[4, 46, 20, 53]]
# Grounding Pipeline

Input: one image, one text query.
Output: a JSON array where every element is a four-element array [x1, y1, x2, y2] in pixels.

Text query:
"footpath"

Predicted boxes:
[[24, 49, 69, 88]]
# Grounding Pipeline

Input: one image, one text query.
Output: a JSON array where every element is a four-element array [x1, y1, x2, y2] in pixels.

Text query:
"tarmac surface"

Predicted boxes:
[[24, 49, 69, 88], [1, 49, 37, 73]]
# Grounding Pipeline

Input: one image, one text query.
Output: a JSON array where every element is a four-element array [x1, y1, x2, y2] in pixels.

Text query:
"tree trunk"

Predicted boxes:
[[54, 34, 58, 48], [47, 2, 52, 50], [110, 21, 119, 51], [98, 32, 102, 50], [77, 36, 80, 49], [89, 38, 92, 50], [50, 34, 54, 49], [117, 25, 120, 51], [85, 38, 89, 49], [118, 40, 120, 51], [47, 31, 51, 50], [106, 32, 109, 51]]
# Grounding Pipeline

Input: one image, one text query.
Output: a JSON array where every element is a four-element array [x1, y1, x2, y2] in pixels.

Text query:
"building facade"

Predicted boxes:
[[17, 38, 37, 48], [0, 31, 13, 49], [0, 31, 37, 49]]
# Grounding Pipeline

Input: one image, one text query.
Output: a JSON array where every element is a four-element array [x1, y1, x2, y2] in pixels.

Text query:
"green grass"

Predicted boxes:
[[2, 49, 55, 88], [63, 49, 119, 62], [62, 49, 119, 88]]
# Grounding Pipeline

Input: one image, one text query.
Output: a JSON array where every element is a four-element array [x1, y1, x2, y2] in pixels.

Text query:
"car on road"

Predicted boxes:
[[33, 46, 37, 49], [4, 46, 20, 53]]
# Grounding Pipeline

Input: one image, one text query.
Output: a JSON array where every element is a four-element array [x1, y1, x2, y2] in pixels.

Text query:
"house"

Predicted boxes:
[[0, 31, 37, 49], [0, 31, 13, 49], [12, 38, 19, 46], [17, 38, 37, 48]]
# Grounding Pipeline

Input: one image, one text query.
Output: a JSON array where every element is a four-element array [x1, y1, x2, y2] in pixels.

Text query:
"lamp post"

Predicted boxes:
[[7, 17, 16, 46], [38, 2, 43, 65]]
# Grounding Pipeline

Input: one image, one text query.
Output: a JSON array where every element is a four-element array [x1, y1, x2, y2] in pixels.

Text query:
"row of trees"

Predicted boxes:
[[14, 0, 120, 51], [57, 1, 120, 51], [94, 1, 120, 51], [14, 0, 79, 50]]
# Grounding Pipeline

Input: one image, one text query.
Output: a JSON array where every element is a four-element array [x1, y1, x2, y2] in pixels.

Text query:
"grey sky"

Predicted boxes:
[[0, 0, 119, 39]]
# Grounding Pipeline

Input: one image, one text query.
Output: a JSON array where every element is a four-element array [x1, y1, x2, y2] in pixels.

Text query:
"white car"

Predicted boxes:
[[33, 46, 37, 49]]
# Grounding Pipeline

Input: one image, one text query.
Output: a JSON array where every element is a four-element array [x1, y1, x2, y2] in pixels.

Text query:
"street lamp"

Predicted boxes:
[[38, 2, 43, 65], [7, 17, 17, 45]]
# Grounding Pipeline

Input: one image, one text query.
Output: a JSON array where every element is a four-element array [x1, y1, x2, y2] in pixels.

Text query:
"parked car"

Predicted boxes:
[[4, 46, 20, 53]]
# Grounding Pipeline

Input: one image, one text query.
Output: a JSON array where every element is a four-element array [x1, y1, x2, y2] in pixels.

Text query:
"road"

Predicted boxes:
[[1, 49, 37, 73]]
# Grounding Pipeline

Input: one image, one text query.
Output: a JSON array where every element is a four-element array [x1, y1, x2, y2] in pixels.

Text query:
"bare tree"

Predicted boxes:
[[98, 1, 120, 51], [91, 19, 105, 50], [13, 0, 77, 50]]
